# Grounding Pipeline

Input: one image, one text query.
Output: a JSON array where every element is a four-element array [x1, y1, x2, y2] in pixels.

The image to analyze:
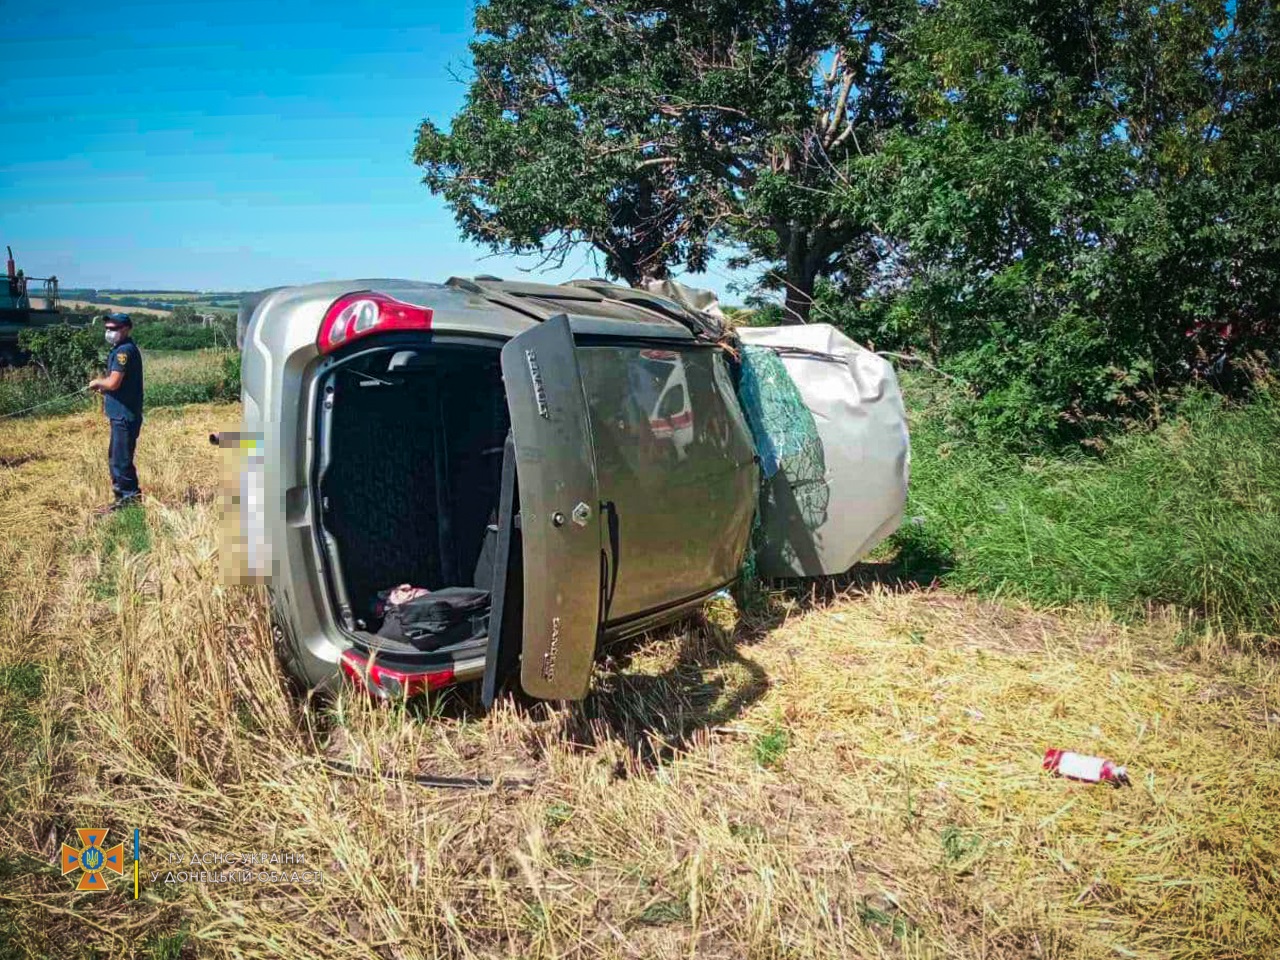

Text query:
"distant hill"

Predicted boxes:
[[58, 289, 241, 315], [57, 298, 171, 317]]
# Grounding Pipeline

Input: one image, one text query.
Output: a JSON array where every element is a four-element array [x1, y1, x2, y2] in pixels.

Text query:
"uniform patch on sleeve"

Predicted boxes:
[[117, 351, 129, 367]]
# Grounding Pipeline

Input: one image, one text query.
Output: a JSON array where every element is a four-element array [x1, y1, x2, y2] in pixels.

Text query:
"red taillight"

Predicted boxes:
[[339, 649, 455, 699], [318, 291, 433, 354]]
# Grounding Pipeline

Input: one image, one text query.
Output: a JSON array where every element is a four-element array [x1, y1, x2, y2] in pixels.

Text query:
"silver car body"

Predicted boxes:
[[235, 278, 760, 699], [736, 324, 910, 578]]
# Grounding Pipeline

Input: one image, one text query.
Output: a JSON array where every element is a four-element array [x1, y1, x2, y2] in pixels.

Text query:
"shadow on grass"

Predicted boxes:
[[695, 531, 952, 664], [567, 620, 772, 768], [336, 612, 775, 773], [550, 529, 955, 768], [304, 528, 955, 773]]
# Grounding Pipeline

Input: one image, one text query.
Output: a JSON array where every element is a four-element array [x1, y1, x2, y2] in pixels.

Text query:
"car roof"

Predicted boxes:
[[254, 276, 720, 342]]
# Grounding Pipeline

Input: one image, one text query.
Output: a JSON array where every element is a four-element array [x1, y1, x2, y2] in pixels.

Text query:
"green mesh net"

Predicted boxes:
[[735, 345, 828, 580]]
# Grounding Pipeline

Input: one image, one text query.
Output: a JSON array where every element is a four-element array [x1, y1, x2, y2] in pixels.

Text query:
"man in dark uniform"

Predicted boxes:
[[89, 313, 144, 510]]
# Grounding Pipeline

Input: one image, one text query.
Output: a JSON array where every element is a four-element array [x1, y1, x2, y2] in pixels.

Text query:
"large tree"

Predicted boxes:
[[849, 0, 1280, 445], [415, 0, 911, 320], [690, 0, 911, 321], [414, 0, 717, 287]]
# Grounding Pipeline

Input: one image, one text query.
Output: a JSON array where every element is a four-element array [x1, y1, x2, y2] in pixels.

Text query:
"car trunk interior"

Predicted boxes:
[[316, 341, 509, 653]]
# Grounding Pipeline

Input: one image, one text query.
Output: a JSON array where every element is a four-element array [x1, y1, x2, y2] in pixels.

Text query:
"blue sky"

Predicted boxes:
[[0, 0, 741, 298]]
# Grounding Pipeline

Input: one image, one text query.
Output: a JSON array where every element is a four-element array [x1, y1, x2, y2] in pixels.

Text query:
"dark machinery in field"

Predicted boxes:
[[0, 245, 71, 365]]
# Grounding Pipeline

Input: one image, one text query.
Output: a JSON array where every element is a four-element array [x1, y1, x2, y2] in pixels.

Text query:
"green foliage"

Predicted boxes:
[[847, 0, 1280, 446], [90, 503, 151, 599], [17, 323, 104, 393], [102, 503, 151, 557], [857, 899, 912, 939], [427, 0, 1277, 440], [895, 372, 1280, 638], [0, 661, 45, 824], [169, 304, 201, 324], [417, 0, 911, 316], [144, 927, 189, 960], [415, 0, 715, 285], [940, 825, 983, 865], [636, 899, 690, 926], [0, 663, 42, 703], [0, 367, 91, 418], [1, 348, 240, 418], [145, 380, 220, 407], [131, 317, 233, 351], [220, 350, 241, 399], [545, 801, 574, 826]]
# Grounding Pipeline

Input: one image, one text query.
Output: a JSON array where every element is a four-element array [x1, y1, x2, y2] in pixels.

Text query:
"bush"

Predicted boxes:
[[831, 0, 1280, 450], [17, 324, 104, 393], [893, 372, 1280, 637], [130, 319, 231, 351], [1, 346, 242, 418], [220, 351, 241, 400]]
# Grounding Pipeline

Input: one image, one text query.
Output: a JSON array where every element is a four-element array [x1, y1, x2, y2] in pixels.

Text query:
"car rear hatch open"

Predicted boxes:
[[499, 315, 604, 700], [310, 337, 508, 689]]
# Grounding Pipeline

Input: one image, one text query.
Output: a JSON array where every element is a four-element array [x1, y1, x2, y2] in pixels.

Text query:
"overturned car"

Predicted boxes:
[[222, 277, 908, 704]]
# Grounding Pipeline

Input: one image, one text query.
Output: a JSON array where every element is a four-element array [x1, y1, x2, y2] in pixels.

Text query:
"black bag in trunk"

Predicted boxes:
[[376, 587, 490, 651]]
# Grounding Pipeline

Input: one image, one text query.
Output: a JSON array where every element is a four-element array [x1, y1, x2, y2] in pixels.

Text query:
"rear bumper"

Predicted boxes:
[[339, 648, 486, 699]]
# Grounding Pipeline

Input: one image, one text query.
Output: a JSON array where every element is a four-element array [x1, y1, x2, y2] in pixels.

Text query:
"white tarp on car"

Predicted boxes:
[[737, 323, 910, 578]]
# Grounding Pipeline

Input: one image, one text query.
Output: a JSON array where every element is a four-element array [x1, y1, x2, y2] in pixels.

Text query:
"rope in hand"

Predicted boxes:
[[0, 385, 93, 421]]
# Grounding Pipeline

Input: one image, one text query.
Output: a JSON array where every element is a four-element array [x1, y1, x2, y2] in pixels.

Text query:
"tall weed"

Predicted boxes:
[[895, 375, 1280, 636]]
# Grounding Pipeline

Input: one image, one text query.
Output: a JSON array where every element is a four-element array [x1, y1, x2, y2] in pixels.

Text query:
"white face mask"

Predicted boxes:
[[105, 330, 124, 346]]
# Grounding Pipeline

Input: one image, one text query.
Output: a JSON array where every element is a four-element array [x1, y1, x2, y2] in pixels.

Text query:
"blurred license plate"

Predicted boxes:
[[215, 431, 269, 584]]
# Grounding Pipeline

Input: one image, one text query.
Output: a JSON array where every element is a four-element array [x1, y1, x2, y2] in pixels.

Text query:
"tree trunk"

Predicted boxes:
[[782, 273, 815, 324], [612, 257, 668, 289], [606, 177, 678, 288], [780, 227, 821, 324]]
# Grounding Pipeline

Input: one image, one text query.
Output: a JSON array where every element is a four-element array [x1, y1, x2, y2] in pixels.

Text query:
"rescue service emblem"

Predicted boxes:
[[61, 828, 126, 891]]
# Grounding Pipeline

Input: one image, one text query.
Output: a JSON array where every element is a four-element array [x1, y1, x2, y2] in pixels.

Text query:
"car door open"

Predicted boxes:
[[501, 314, 604, 700]]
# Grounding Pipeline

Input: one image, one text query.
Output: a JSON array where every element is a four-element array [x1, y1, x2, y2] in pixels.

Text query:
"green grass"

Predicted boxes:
[[939, 825, 983, 865], [0, 663, 45, 824], [857, 899, 913, 940], [891, 374, 1280, 637], [0, 663, 43, 742], [0, 663, 43, 701], [144, 928, 189, 960], [0, 348, 239, 418], [635, 899, 690, 926], [144, 349, 240, 406], [751, 723, 790, 768], [89, 504, 152, 599], [102, 503, 151, 556], [0, 367, 92, 419], [545, 801, 575, 826]]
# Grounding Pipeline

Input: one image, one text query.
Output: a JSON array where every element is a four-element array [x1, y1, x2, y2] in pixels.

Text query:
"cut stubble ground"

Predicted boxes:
[[0, 404, 1277, 959]]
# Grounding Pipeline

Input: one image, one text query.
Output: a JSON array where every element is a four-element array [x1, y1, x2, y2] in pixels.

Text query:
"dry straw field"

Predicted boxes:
[[1, 403, 1277, 959]]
